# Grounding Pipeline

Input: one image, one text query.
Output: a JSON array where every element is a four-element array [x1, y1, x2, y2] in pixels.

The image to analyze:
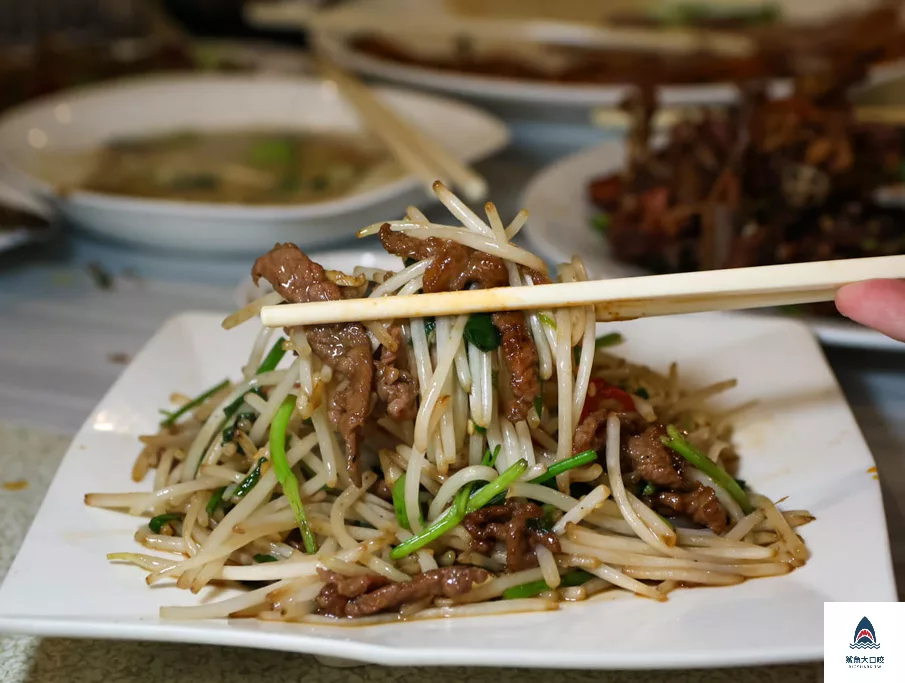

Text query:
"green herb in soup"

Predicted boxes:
[[78, 129, 400, 204]]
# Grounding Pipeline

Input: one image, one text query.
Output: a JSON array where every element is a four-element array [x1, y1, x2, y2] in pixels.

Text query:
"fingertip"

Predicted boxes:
[[834, 279, 905, 343]]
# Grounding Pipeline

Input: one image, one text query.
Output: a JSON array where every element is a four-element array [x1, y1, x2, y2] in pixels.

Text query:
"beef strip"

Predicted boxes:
[[461, 500, 560, 571], [626, 425, 686, 489], [316, 566, 489, 618], [378, 224, 540, 422], [252, 243, 373, 484], [572, 408, 647, 455], [653, 485, 729, 535], [375, 324, 418, 421]]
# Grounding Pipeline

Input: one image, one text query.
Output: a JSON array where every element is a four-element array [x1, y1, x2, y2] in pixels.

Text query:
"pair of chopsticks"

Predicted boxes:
[[591, 104, 905, 130], [318, 59, 488, 202], [259, 255, 905, 328]]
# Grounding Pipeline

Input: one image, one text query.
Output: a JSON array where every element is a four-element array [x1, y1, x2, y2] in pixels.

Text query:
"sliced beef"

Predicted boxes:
[[626, 425, 685, 489], [252, 243, 373, 484], [491, 311, 540, 422], [572, 408, 647, 455], [461, 500, 560, 571], [379, 223, 540, 423], [653, 485, 729, 535], [316, 566, 489, 618], [374, 325, 418, 421]]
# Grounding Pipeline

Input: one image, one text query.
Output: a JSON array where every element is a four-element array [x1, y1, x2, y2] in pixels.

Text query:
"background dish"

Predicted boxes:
[[0, 310, 893, 667], [298, 0, 905, 113], [522, 141, 904, 351], [0, 74, 508, 255]]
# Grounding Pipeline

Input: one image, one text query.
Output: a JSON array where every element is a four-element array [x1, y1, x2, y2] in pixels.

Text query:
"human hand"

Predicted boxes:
[[835, 279, 905, 343]]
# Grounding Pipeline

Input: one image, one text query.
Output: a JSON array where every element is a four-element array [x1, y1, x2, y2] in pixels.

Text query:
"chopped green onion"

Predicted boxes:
[[271, 396, 317, 554], [390, 485, 471, 560], [466, 459, 528, 513], [533, 395, 544, 419], [464, 313, 501, 352], [206, 487, 226, 516], [595, 332, 623, 348], [253, 554, 278, 563], [473, 423, 487, 435], [661, 425, 753, 514], [160, 379, 229, 427], [393, 473, 412, 531], [641, 481, 657, 497], [232, 457, 266, 501], [423, 317, 436, 339], [249, 138, 295, 166], [635, 387, 650, 400], [502, 570, 594, 599], [530, 450, 597, 486], [256, 337, 287, 374], [538, 313, 557, 330], [148, 513, 181, 534]]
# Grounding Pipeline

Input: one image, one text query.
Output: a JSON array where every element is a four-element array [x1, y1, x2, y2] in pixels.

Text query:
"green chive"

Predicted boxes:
[[473, 424, 487, 435], [502, 570, 594, 599], [271, 396, 317, 554], [206, 487, 226, 516], [635, 387, 650, 399], [590, 213, 610, 236], [538, 313, 557, 330], [641, 481, 657, 497], [530, 451, 597, 486], [390, 485, 471, 560], [256, 337, 287, 374], [148, 513, 181, 534], [482, 444, 501, 468], [232, 457, 266, 501], [160, 379, 229, 427], [595, 332, 623, 348], [253, 554, 278, 563], [464, 313, 502, 352], [533, 395, 544, 418], [466, 459, 528, 513], [662, 425, 753, 514], [393, 473, 412, 531]]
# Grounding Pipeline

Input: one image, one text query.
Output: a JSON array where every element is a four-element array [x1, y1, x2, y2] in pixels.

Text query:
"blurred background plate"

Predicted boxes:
[[521, 140, 905, 352], [0, 72, 508, 255], [246, 0, 905, 121]]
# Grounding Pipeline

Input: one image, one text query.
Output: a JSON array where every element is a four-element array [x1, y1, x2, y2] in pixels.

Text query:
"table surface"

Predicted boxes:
[[0, 123, 898, 682]]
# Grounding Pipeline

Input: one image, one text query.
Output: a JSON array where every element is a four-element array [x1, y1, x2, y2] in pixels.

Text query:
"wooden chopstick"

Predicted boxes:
[[318, 58, 488, 201], [259, 254, 905, 328]]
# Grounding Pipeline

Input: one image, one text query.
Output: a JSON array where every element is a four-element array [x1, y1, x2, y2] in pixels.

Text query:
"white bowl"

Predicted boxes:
[[0, 73, 508, 255]]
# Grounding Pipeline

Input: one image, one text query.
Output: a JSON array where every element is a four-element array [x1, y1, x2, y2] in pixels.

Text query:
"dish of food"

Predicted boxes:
[[0, 74, 507, 254], [310, 0, 905, 108], [37, 129, 399, 206], [0, 190, 893, 666], [523, 140, 905, 351]]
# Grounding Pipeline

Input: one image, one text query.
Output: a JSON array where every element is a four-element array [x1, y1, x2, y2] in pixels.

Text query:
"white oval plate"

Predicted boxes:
[[522, 141, 905, 351], [0, 73, 508, 255], [0, 309, 893, 667]]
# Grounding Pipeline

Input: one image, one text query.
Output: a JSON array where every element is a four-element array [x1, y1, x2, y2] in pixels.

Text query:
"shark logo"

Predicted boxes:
[[850, 616, 881, 650]]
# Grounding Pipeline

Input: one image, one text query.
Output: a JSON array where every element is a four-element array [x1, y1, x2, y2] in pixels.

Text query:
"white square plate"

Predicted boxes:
[[0, 311, 895, 669]]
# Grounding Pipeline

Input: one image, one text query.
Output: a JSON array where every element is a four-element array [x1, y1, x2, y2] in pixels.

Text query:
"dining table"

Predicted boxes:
[[0, 116, 899, 683]]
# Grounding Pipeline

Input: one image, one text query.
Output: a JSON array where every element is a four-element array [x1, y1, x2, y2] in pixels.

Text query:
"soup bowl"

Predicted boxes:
[[0, 73, 508, 254]]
